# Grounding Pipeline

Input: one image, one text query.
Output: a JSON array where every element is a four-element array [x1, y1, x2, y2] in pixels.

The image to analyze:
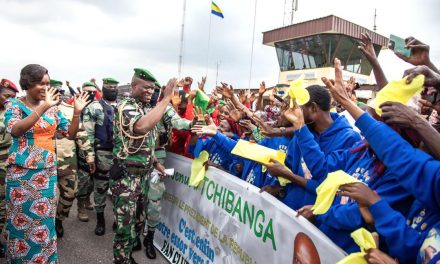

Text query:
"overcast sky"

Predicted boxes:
[[1, 0, 439, 93]]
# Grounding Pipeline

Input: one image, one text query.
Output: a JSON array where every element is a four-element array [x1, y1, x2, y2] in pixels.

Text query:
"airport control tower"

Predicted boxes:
[[262, 15, 388, 86]]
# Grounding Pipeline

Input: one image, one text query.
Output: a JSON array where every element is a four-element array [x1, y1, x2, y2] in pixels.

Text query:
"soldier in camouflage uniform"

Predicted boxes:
[[141, 86, 195, 259], [0, 79, 18, 258], [76, 82, 99, 222], [82, 78, 120, 236], [111, 68, 177, 264], [52, 79, 96, 238]]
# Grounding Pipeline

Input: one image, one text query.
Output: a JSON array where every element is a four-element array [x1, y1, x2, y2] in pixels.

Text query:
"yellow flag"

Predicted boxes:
[[189, 151, 209, 187], [337, 228, 376, 264], [288, 79, 310, 107], [312, 170, 361, 215], [374, 75, 425, 115], [231, 140, 286, 165]]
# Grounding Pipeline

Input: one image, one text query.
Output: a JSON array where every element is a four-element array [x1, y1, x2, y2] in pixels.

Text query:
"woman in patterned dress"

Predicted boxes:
[[3, 64, 89, 263]]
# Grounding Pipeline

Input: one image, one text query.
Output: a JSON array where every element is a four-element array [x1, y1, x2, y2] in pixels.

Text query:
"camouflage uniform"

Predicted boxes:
[[0, 108, 11, 235], [82, 100, 115, 213], [56, 102, 95, 220], [143, 106, 192, 232], [111, 97, 159, 263]]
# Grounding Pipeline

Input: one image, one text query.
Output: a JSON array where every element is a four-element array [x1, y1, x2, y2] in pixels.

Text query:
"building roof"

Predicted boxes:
[[262, 15, 388, 47]]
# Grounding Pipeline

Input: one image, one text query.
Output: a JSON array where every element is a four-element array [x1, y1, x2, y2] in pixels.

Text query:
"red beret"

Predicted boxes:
[[0, 79, 19, 93]]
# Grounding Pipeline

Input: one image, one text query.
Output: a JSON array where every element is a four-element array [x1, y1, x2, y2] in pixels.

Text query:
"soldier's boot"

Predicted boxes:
[[143, 230, 156, 259], [84, 196, 94, 210], [112, 221, 117, 232], [55, 218, 64, 238], [94, 212, 105, 236], [77, 199, 89, 222], [130, 256, 138, 264]]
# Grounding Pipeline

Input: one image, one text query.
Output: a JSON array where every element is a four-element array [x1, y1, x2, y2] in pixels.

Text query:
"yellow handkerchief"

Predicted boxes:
[[189, 151, 209, 187], [288, 79, 309, 107], [374, 75, 425, 115], [231, 140, 286, 166], [337, 228, 376, 264], [312, 170, 360, 215]]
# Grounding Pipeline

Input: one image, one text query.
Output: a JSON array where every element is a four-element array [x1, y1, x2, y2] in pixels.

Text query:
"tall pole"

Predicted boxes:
[[248, 0, 258, 90], [215, 60, 220, 86], [178, 0, 187, 79], [373, 8, 377, 31], [206, 12, 212, 76]]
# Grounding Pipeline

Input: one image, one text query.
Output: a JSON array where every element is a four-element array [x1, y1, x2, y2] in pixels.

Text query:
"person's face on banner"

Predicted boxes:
[[293, 232, 320, 264]]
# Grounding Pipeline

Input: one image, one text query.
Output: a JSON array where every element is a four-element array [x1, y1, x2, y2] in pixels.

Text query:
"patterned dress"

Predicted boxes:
[[4, 98, 69, 263]]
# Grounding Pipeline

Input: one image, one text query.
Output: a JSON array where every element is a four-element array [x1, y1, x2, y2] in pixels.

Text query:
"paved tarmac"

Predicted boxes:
[[57, 197, 168, 264]]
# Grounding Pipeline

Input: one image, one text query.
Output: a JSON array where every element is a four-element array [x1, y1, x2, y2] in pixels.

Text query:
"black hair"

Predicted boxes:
[[19, 64, 48, 90], [179, 90, 188, 104], [305, 85, 331, 112]]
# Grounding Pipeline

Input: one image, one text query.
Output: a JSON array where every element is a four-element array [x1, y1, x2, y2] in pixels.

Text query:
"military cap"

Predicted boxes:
[[0, 79, 19, 93], [134, 68, 158, 83], [50, 79, 63, 87], [102, 77, 119, 85], [82, 81, 97, 88]]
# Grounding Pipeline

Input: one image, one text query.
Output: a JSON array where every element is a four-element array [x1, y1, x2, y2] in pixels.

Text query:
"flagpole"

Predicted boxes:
[[248, 0, 258, 90], [178, 0, 187, 79], [206, 12, 212, 76]]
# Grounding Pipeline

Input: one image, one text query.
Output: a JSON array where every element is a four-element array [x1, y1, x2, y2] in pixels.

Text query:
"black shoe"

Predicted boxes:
[[112, 221, 117, 232], [0, 243, 5, 258], [130, 256, 138, 264], [143, 230, 156, 259], [94, 212, 105, 236], [55, 219, 64, 238], [132, 237, 142, 251]]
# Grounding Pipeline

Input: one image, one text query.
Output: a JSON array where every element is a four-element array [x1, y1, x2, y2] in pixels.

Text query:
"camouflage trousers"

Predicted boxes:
[[56, 156, 78, 220], [0, 161, 6, 234], [76, 168, 93, 200], [93, 150, 113, 213], [111, 165, 149, 264], [142, 173, 165, 232]]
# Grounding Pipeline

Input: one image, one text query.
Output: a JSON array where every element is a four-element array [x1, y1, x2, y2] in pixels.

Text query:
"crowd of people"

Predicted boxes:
[[0, 33, 439, 264]]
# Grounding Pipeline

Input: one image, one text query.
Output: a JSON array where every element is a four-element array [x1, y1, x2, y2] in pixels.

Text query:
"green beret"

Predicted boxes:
[[102, 77, 119, 85], [50, 79, 63, 87], [134, 68, 158, 83], [82, 81, 97, 88], [154, 81, 161, 88]]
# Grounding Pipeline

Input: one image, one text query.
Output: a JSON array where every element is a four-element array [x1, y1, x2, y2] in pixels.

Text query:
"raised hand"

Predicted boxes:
[[238, 119, 256, 131], [283, 106, 304, 130], [171, 91, 182, 108], [193, 106, 206, 123], [403, 65, 440, 88], [259, 81, 266, 95], [395, 36, 431, 67], [216, 82, 234, 98], [163, 78, 178, 100], [358, 32, 377, 62], [191, 123, 218, 137], [339, 182, 380, 207], [322, 58, 351, 104], [380, 102, 422, 128], [45, 87, 60, 107], [73, 91, 91, 113], [198, 76, 207, 91]]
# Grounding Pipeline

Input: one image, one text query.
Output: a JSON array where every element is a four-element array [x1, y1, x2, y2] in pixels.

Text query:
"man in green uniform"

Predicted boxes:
[[51, 79, 95, 237], [82, 78, 120, 235], [141, 85, 195, 259], [0, 79, 18, 258], [76, 82, 99, 222], [111, 68, 177, 264]]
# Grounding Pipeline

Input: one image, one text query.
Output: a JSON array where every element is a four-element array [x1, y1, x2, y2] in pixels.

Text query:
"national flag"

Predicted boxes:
[[211, 1, 224, 19]]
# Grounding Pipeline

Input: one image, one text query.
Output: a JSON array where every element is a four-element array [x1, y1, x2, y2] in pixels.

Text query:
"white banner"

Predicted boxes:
[[154, 153, 346, 264]]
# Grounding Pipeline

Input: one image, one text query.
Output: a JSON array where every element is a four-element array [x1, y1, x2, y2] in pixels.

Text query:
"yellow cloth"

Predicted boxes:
[[338, 228, 376, 264], [288, 79, 309, 107], [374, 75, 425, 115], [312, 170, 360, 215], [231, 140, 286, 165], [189, 151, 209, 187]]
